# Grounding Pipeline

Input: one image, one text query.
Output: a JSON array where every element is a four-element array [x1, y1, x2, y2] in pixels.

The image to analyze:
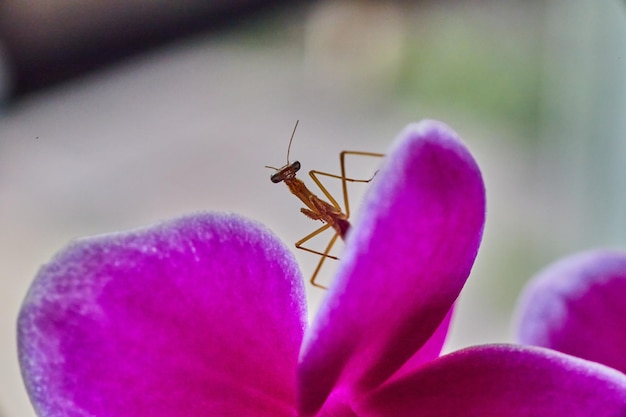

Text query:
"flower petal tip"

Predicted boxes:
[[515, 249, 626, 374]]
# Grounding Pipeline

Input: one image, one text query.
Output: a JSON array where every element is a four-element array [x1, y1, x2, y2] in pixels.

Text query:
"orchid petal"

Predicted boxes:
[[299, 120, 486, 415], [18, 212, 306, 417], [516, 249, 626, 374], [390, 306, 455, 381], [359, 344, 626, 417]]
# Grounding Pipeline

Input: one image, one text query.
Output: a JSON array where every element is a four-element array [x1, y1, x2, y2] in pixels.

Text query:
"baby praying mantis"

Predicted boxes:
[[266, 121, 384, 289]]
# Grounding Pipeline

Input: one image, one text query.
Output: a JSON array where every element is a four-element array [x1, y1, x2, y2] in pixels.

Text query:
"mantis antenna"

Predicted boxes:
[[265, 120, 300, 171], [286, 120, 299, 164]]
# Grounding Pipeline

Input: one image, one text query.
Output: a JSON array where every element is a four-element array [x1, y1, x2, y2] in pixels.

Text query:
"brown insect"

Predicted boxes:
[[266, 121, 384, 288]]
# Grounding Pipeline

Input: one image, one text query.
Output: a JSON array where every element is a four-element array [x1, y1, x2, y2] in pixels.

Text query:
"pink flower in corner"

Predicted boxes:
[[516, 249, 626, 374], [18, 121, 626, 417]]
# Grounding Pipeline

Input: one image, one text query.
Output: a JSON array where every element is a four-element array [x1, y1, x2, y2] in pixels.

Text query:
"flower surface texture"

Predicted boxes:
[[516, 249, 626, 376], [19, 121, 626, 416]]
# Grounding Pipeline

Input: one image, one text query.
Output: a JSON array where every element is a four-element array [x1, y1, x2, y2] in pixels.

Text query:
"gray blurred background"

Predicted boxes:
[[1, 0, 625, 415]]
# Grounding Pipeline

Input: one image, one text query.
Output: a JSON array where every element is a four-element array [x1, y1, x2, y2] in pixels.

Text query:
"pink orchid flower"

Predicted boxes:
[[19, 121, 626, 416], [516, 249, 626, 376]]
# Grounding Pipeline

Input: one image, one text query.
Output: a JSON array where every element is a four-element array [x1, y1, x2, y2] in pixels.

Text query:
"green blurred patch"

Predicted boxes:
[[398, 12, 543, 141]]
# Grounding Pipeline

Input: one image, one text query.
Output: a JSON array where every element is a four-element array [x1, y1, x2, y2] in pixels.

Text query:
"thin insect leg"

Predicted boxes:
[[310, 232, 340, 289], [309, 170, 376, 183], [340, 151, 385, 217], [308, 151, 385, 217], [307, 171, 343, 211], [308, 168, 382, 213], [295, 223, 339, 260]]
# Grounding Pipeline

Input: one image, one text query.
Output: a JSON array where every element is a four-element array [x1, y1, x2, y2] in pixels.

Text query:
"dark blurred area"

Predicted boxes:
[[0, 0, 307, 97]]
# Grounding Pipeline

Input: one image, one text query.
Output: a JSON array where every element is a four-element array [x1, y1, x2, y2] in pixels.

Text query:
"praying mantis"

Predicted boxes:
[[266, 121, 384, 288]]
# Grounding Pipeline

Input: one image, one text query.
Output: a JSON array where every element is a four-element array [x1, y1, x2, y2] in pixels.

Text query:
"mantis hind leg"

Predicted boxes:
[[309, 232, 340, 289], [309, 150, 385, 218], [295, 223, 340, 289]]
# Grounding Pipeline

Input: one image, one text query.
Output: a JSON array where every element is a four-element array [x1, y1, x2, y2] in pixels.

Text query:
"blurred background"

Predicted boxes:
[[1, 0, 625, 415]]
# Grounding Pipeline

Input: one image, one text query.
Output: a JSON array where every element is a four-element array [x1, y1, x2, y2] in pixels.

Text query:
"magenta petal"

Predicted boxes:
[[18, 212, 306, 417], [390, 306, 455, 380], [516, 249, 626, 374], [298, 121, 486, 415], [359, 345, 626, 417]]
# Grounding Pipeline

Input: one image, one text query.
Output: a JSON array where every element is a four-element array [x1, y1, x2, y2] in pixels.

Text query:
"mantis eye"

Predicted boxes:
[[270, 171, 285, 183], [270, 161, 301, 183]]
